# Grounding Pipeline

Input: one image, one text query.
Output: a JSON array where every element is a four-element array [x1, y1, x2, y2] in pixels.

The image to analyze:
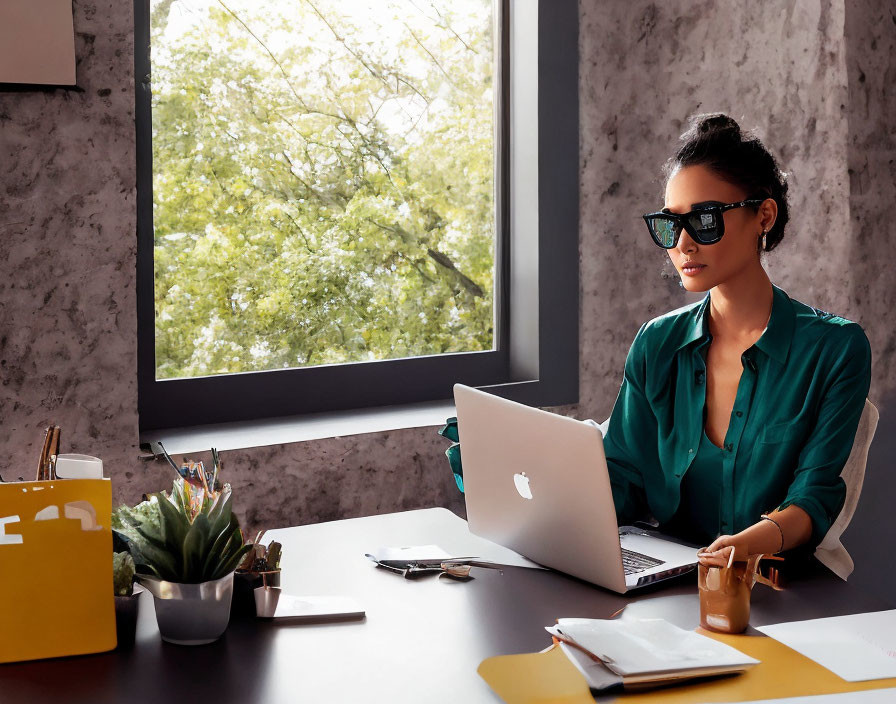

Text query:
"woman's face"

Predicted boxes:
[[663, 164, 767, 293]]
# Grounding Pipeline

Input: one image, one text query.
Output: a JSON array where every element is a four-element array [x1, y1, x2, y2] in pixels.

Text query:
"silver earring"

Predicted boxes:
[[760, 229, 768, 250]]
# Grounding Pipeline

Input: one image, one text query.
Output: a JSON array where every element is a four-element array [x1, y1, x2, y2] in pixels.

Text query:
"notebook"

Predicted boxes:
[[548, 618, 758, 689], [454, 383, 699, 593]]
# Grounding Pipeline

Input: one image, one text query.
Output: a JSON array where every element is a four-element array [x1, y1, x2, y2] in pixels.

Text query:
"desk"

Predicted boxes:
[[1, 508, 893, 703]]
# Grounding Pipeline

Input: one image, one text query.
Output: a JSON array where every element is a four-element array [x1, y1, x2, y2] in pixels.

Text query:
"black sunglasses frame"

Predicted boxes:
[[643, 199, 765, 249]]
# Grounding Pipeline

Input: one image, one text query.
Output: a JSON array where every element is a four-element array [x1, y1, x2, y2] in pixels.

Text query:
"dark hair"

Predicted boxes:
[[663, 113, 790, 252]]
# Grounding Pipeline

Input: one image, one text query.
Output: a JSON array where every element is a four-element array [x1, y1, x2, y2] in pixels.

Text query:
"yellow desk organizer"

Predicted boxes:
[[0, 478, 116, 663]]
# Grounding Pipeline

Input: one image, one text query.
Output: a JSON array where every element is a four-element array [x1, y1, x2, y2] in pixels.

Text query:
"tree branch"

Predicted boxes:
[[282, 211, 316, 254], [215, 0, 309, 111], [366, 218, 485, 298], [429, 2, 477, 54], [304, 0, 396, 95], [403, 22, 458, 88], [427, 247, 484, 297], [396, 251, 436, 284], [409, 1, 477, 55]]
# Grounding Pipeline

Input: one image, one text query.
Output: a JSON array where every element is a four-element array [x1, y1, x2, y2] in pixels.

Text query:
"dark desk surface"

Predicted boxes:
[[1, 508, 893, 704]]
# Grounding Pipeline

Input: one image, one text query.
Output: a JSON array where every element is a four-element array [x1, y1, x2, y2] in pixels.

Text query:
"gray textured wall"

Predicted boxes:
[[580, 0, 863, 422], [840, 0, 896, 604], [1, 4, 141, 483], [1, 0, 893, 596]]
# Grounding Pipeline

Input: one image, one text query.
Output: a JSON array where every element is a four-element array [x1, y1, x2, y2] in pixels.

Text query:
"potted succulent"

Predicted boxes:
[[112, 459, 252, 645], [113, 550, 140, 648]]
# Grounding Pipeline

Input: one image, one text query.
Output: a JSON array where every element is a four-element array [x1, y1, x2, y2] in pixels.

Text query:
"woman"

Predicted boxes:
[[603, 113, 872, 568]]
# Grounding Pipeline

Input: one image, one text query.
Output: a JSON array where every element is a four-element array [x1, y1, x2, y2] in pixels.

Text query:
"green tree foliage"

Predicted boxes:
[[151, 0, 496, 378]]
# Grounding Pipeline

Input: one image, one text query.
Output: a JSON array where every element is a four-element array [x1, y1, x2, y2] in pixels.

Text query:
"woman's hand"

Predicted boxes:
[[697, 506, 814, 567], [697, 534, 751, 567]]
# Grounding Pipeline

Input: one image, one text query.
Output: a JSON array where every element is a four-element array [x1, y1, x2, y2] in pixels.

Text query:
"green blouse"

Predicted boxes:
[[603, 284, 872, 549], [663, 428, 726, 547]]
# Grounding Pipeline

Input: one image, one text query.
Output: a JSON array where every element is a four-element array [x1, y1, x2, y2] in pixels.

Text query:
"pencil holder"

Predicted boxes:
[[232, 569, 281, 617], [698, 559, 754, 633], [698, 553, 783, 633]]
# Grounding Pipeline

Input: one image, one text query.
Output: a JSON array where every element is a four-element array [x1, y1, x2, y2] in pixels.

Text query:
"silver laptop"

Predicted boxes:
[[453, 384, 698, 593]]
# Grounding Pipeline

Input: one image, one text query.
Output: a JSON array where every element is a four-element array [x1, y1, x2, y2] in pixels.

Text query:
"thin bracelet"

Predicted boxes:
[[760, 514, 784, 553]]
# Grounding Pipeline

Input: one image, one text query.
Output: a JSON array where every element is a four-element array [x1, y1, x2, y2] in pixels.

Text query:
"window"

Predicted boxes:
[[136, 0, 578, 432]]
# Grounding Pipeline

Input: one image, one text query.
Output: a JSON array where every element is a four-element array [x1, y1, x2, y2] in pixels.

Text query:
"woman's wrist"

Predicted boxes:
[[733, 518, 784, 556], [760, 514, 785, 553]]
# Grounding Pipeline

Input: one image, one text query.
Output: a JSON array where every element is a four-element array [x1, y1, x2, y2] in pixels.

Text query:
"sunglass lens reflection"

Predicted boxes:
[[688, 210, 719, 240], [652, 217, 680, 248]]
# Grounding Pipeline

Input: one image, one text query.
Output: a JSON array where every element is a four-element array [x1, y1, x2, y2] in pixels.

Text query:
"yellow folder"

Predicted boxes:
[[478, 645, 595, 704], [0, 479, 116, 663], [479, 630, 896, 704]]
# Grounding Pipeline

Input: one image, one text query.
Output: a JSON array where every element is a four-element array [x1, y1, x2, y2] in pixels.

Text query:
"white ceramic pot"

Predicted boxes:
[[138, 571, 235, 645]]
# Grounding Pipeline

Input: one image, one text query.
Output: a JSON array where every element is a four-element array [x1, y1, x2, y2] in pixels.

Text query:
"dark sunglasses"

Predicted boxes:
[[643, 199, 765, 249]]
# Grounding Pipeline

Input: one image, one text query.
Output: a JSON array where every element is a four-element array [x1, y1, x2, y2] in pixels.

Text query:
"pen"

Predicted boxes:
[[36, 426, 53, 480], [551, 634, 603, 663]]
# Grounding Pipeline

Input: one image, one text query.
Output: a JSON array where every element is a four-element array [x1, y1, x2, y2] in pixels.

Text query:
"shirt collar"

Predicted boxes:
[[677, 285, 794, 364], [753, 285, 795, 364], [677, 294, 711, 352]]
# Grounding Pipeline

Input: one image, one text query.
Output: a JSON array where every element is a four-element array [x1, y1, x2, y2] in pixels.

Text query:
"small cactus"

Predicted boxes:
[[113, 551, 136, 596]]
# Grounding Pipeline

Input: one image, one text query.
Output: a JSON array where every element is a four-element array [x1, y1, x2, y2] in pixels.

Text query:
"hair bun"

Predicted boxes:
[[696, 113, 742, 137]]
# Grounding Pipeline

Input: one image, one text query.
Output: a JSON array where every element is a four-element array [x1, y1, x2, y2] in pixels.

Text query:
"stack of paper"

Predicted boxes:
[[546, 618, 759, 690]]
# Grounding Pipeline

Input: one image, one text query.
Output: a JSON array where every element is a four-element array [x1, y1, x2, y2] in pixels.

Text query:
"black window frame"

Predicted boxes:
[[135, 0, 578, 432]]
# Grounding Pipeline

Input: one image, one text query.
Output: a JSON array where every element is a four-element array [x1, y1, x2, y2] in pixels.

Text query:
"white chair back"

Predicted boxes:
[[815, 398, 879, 580]]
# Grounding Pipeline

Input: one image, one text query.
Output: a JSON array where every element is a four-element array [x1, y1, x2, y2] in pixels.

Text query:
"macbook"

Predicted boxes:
[[453, 384, 699, 593]]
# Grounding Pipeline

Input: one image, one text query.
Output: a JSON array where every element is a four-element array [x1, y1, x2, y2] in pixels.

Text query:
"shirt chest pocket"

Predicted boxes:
[[759, 418, 809, 445]]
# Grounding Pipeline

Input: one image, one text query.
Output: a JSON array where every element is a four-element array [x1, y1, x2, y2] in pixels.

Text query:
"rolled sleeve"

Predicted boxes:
[[777, 324, 872, 547]]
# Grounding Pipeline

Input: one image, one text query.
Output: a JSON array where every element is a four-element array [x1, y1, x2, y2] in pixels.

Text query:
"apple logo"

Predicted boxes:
[[513, 472, 533, 500]]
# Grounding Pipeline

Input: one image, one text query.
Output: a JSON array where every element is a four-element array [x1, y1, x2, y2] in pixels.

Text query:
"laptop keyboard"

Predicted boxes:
[[621, 548, 665, 575]]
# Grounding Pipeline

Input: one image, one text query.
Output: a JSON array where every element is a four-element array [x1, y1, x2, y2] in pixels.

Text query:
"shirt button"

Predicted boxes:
[[725, 443, 734, 452], [688, 448, 694, 454], [735, 411, 743, 418]]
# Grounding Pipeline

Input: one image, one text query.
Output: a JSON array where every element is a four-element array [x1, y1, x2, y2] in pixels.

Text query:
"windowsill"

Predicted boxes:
[[139, 400, 457, 456]]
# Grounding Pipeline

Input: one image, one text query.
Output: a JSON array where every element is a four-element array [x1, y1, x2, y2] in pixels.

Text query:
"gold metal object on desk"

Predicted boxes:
[[36, 425, 61, 481]]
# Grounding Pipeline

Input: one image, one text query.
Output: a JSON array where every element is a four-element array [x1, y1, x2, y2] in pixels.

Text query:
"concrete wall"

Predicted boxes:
[[841, 0, 896, 603], [580, 0, 856, 420], [1, 0, 893, 597]]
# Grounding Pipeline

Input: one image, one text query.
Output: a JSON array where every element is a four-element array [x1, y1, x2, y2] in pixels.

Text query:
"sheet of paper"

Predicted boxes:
[[758, 610, 896, 682], [738, 689, 896, 703]]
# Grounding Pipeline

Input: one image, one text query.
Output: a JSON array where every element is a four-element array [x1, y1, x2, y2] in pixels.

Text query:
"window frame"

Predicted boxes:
[[135, 0, 578, 432]]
